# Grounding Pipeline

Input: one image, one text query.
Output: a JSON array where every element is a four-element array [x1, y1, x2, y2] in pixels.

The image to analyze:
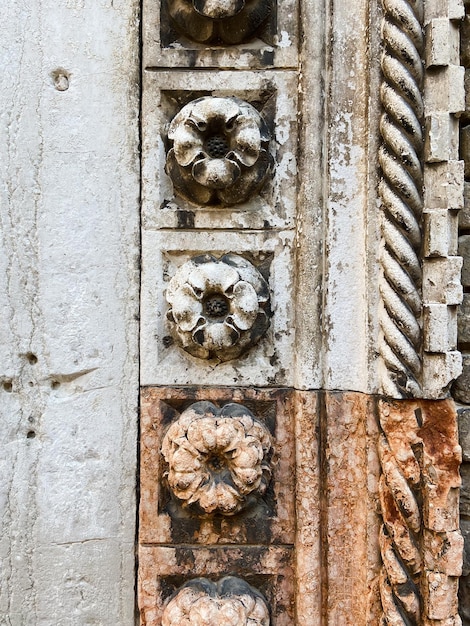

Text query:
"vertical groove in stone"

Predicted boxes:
[[378, 0, 425, 398]]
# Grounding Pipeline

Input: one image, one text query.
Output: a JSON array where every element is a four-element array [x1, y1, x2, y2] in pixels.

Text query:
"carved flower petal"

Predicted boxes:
[[190, 97, 241, 128], [194, 321, 239, 351], [248, 422, 272, 450], [193, 0, 245, 18], [216, 418, 244, 451], [196, 482, 219, 513], [229, 117, 261, 167], [165, 149, 214, 205], [229, 281, 259, 330], [187, 261, 239, 295], [170, 447, 202, 472], [216, 149, 271, 206], [190, 597, 220, 622], [170, 470, 201, 491], [252, 597, 271, 623], [232, 441, 262, 468], [167, 0, 215, 43], [171, 124, 205, 167], [187, 416, 217, 453], [169, 471, 205, 500], [218, 599, 246, 625], [221, 254, 270, 301], [231, 466, 262, 494], [162, 600, 189, 626], [215, 482, 242, 514], [170, 284, 204, 332], [192, 157, 241, 190]]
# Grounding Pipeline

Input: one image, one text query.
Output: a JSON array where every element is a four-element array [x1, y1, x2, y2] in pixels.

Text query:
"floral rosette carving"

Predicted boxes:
[[167, 0, 271, 45], [161, 401, 273, 516], [166, 253, 270, 361], [166, 97, 273, 206], [162, 577, 270, 625]]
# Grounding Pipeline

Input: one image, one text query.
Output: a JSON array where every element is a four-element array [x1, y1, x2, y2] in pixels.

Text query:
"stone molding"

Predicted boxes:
[[378, 0, 425, 398], [377, 399, 462, 624], [378, 0, 465, 398], [422, 0, 464, 398]]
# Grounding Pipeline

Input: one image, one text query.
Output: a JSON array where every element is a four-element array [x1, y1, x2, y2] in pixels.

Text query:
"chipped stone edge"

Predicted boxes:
[[422, 0, 465, 398], [377, 398, 463, 625]]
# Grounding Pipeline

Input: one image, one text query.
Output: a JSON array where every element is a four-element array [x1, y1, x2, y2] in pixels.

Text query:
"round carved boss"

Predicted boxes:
[[161, 401, 273, 516], [166, 253, 270, 361], [166, 97, 273, 206], [167, 0, 271, 45], [162, 577, 270, 625]]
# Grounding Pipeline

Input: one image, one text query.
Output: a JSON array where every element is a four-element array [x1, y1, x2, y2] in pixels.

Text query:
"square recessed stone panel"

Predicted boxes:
[[143, 0, 298, 69], [138, 545, 294, 626], [142, 70, 298, 230], [139, 387, 295, 545], [140, 229, 295, 386]]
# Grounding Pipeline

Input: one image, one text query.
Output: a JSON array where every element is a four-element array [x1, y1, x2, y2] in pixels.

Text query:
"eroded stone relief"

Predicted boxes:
[[137, 0, 466, 621], [378, 0, 425, 398], [162, 577, 270, 625], [166, 0, 271, 45], [377, 399, 462, 625], [165, 253, 270, 360], [166, 97, 272, 206], [161, 401, 273, 515]]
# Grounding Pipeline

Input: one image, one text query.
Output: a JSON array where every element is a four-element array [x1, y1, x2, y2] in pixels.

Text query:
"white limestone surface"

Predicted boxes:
[[0, 1, 140, 624], [141, 230, 295, 386]]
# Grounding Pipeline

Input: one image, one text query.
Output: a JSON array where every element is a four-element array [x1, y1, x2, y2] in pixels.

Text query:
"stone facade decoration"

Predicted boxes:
[[378, 0, 425, 398], [139, 387, 295, 546], [165, 253, 270, 361], [142, 72, 298, 230], [161, 576, 270, 625], [455, 0, 470, 619], [138, 388, 296, 624], [4, 0, 469, 620], [378, 0, 464, 399], [166, 0, 271, 45], [166, 97, 272, 206], [161, 401, 273, 515], [377, 399, 463, 624]]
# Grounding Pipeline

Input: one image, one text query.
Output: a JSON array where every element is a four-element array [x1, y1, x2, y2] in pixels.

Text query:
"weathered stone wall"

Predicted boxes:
[[1, 0, 468, 624], [0, 2, 140, 623]]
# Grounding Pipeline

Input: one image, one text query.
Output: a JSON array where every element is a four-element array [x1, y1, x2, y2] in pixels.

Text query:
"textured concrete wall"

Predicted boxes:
[[0, 2, 140, 624]]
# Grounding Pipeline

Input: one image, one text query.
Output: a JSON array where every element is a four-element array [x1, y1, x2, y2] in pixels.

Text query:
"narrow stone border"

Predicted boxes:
[[378, 0, 465, 398], [377, 398, 462, 624]]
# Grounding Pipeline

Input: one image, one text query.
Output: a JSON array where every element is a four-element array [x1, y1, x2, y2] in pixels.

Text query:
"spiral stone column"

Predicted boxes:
[[378, 0, 425, 398], [377, 399, 462, 626]]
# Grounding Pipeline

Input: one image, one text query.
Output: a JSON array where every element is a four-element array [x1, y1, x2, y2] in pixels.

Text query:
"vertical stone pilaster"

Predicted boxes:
[[378, 399, 463, 624]]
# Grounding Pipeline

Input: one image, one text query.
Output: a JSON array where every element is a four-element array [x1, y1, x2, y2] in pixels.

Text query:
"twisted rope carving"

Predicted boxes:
[[378, 433, 422, 625], [379, 0, 424, 397]]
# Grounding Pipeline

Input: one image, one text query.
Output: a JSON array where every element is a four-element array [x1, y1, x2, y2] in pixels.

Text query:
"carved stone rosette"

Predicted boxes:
[[161, 401, 273, 516], [162, 577, 270, 625], [166, 97, 273, 206], [166, 253, 270, 361], [377, 399, 462, 625], [378, 0, 425, 398], [166, 0, 271, 44]]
